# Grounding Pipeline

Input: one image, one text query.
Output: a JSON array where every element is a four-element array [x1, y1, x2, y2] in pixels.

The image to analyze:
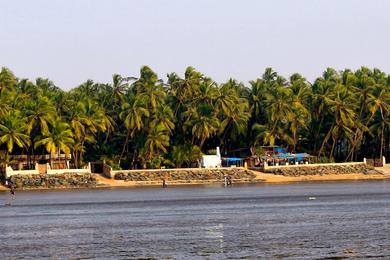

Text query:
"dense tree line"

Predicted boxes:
[[0, 66, 389, 169]]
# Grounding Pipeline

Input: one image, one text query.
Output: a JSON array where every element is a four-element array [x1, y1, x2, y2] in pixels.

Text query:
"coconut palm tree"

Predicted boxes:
[[34, 119, 74, 167], [171, 144, 202, 168], [0, 67, 17, 93], [366, 84, 390, 159], [0, 113, 30, 153], [185, 104, 219, 149], [317, 85, 357, 158], [0, 90, 11, 117], [65, 98, 113, 167], [252, 123, 293, 147], [150, 105, 175, 133], [145, 126, 170, 161], [134, 66, 166, 112], [119, 93, 150, 162], [24, 96, 57, 136], [311, 68, 340, 152]]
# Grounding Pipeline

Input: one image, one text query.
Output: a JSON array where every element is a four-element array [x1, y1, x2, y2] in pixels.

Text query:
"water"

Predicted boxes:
[[1, 181, 390, 259]]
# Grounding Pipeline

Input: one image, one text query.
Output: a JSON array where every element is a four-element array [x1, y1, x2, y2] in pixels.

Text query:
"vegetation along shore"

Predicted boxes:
[[0, 66, 389, 178]]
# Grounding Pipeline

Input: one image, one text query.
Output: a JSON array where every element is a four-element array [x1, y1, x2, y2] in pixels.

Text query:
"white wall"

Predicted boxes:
[[5, 166, 39, 178], [201, 155, 222, 168]]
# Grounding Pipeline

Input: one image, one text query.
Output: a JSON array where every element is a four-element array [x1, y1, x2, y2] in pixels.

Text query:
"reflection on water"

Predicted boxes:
[[1, 181, 390, 259]]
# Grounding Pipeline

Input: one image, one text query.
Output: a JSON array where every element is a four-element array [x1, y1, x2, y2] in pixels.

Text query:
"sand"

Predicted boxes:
[[1, 166, 389, 191], [94, 168, 390, 188]]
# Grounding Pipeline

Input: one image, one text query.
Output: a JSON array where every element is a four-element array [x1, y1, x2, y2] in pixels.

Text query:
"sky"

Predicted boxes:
[[1, 0, 389, 89]]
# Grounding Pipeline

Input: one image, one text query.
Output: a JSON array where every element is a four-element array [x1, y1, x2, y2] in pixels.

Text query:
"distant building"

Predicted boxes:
[[201, 147, 222, 168]]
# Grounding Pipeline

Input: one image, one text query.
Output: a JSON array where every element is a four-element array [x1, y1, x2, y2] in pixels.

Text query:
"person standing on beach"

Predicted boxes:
[[4, 185, 16, 206], [10, 186, 16, 200]]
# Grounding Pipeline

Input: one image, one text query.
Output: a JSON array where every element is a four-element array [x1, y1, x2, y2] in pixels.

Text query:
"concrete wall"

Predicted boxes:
[[46, 162, 91, 174], [263, 162, 379, 176], [6, 166, 39, 178], [5, 162, 91, 179], [106, 166, 237, 179], [264, 161, 365, 170], [113, 167, 256, 182], [111, 167, 219, 175], [46, 169, 91, 174]]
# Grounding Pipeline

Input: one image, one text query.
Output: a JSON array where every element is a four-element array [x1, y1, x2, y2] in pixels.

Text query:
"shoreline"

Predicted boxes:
[[0, 173, 390, 191], [2, 169, 389, 191], [94, 171, 390, 188]]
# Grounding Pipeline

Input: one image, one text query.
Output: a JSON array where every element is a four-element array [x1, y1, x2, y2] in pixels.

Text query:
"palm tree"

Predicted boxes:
[[185, 104, 219, 149], [252, 123, 293, 146], [145, 126, 170, 161], [0, 67, 17, 93], [289, 74, 311, 152], [317, 85, 357, 159], [34, 119, 74, 167], [150, 105, 175, 133], [134, 66, 166, 112], [249, 79, 268, 124], [119, 93, 150, 162], [171, 144, 202, 168], [111, 74, 129, 103], [289, 106, 310, 152], [217, 81, 250, 148], [73, 80, 98, 100], [0, 113, 30, 153], [366, 85, 390, 159], [0, 91, 11, 117], [25, 96, 57, 136], [0, 150, 18, 174], [311, 68, 340, 152], [66, 98, 113, 167]]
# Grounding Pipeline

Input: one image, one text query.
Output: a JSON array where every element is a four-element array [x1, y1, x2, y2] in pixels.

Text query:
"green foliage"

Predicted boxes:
[[171, 144, 202, 168], [0, 66, 388, 168]]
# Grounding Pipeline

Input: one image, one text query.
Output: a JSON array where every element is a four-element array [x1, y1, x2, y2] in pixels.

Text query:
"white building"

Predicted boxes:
[[201, 147, 222, 168]]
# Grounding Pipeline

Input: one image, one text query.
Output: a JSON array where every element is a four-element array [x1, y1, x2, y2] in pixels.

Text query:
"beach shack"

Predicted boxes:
[[260, 147, 314, 166], [222, 157, 245, 167]]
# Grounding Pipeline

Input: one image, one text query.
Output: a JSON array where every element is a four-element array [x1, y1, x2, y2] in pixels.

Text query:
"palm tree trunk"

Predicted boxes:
[[293, 131, 297, 153], [379, 107, 385, 163], [346, 110, 377, 161], [314, 113, 325, 151], [119, 129, 131, 163], [79, 140, 85, 168], [380, 123, 384, 161], [199, 137, 206, 150], [318, 122, 335, 157], [329, 138, 336, 160], [49, 153, 52, 169]]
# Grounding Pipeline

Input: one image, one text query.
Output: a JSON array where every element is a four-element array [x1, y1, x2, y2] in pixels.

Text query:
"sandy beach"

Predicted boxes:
[[94, 166, 390, 188], [1, 165, 389, 191]]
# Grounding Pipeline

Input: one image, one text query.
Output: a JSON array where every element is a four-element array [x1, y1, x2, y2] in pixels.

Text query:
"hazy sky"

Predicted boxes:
[[1, 0, 389, 89]]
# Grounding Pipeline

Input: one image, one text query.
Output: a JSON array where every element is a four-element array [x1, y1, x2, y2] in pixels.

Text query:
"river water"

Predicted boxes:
[[1, 181, 390, 259]]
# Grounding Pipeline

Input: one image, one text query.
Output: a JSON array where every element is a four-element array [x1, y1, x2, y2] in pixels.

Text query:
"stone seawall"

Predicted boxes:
[[264, 164, 381, 176], [114, 168, 256, 182], [8, 173, 97, 189]]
